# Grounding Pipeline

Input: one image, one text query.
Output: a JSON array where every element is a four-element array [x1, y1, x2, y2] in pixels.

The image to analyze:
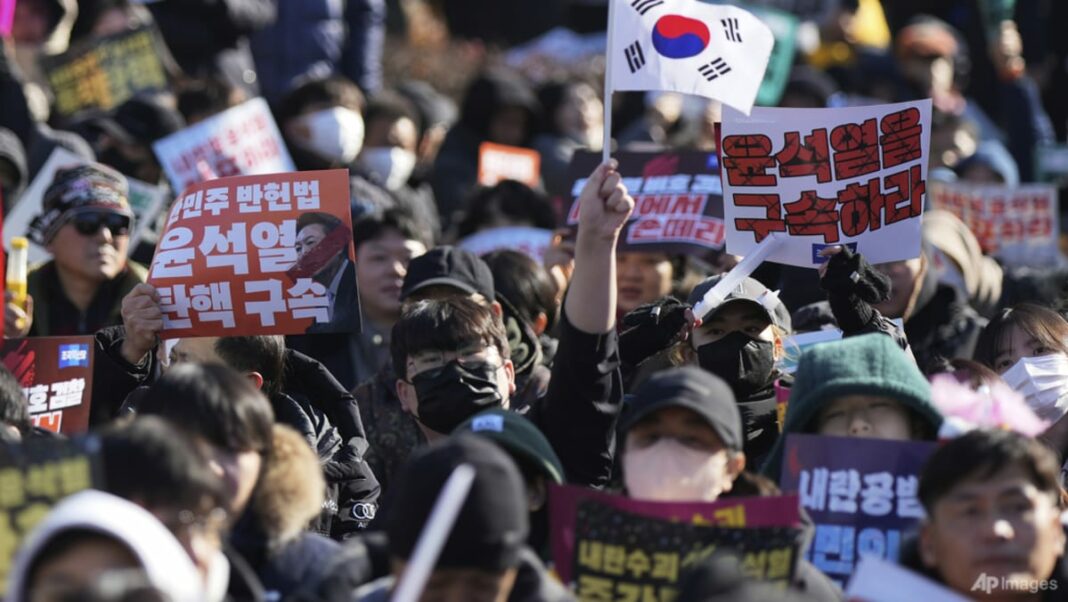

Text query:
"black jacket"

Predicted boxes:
[[357, 309, 623, 496], [147, 0, 276, 95], [91, 327, 380, 538]]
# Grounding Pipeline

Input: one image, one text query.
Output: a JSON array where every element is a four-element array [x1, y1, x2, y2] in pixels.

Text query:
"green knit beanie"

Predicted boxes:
[[761, 333, 942, 481]]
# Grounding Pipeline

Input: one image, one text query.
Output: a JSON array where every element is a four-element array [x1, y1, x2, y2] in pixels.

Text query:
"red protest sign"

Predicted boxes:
[[478, 142, 541, 188], [148, 169, 360, 337], [0, 336, 95, 434]]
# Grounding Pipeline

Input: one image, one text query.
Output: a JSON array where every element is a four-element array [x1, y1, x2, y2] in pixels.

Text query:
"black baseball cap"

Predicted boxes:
[[687, 275, 792, 331], [401, 246, 495, 302], [93, 95, 185, 146], [387, 435, 528, 572], [621, 367, 743, 451], [454, 409, 564, 485]]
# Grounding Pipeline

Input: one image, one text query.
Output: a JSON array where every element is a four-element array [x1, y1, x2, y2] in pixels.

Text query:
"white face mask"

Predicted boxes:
[[623, 438, 731, 503], [287, 107, 364, 165], [359, 146, 417, 190], [1001, 354, 1068, 422]]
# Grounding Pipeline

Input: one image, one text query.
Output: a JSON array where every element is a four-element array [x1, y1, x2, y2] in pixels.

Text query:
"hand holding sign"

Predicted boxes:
[[120, 283, 164, 365]]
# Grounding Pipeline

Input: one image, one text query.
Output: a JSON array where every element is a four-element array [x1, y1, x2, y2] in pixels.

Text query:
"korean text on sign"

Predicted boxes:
[[43, 27, 169, 117], [779, 434, 936, 586], [0, 337, 95, 435], [721, 100, 932, 268], [0, 437, 100, 588], [930, 182, 1060, 268], [570, 498, 800, 601], [148, 170, 359, 338], [152, 97, 296, 193], [564, 151, 727, 254]]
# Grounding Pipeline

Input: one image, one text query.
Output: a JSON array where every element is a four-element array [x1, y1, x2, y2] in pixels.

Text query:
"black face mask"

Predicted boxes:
[[411, 359, 504, 434], [697, 331, 776, 400]]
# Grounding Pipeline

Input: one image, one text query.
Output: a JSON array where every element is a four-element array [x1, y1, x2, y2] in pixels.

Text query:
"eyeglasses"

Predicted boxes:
[[71, 212, 131, 237]]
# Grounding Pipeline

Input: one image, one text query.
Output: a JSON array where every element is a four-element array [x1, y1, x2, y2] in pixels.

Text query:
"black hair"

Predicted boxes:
[[391, 297, 510, 381], [483, 250, 558, 332], [275, 75, 365, 125], [924, 357, 1004, 391], [138, 363, 274, 454], [973, 303, 1068, 371], [353, 208, 430, 252], [213, 336, 286, 399], [455, 180, 557, 239], [919, 429, 1063, 513], [296, 211, 342, 234], [101, 416, 227, 512], [25, 529, 140, 594], [176, 76, 241, 123], [0, 364, 29, 433], [364, 91, 422, 137]]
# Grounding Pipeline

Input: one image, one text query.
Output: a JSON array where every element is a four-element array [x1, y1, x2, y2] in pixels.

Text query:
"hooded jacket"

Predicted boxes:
[[431, 70, 540, 231], [762, 333, 943, 481], [230, 425, 356, 599], [6, 490, 207, 602]]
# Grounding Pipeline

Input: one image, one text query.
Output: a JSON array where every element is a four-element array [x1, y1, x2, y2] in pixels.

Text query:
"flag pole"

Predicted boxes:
[[602, 0, 616, 163]]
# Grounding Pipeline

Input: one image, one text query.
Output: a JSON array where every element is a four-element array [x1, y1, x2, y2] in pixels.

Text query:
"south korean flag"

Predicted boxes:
[[609, 0, 774, 115]]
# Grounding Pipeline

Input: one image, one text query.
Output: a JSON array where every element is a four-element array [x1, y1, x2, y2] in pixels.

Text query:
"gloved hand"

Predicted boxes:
[[819, 245, 891, 304], [818, 246, 891, 333], [619, 296, 695, 368]]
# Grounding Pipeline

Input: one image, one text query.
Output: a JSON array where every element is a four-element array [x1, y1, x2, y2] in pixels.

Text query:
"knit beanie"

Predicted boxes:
[[762, 333, 942, 480]]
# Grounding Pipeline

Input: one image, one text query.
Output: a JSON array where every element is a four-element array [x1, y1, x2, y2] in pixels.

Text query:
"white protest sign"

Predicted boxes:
[[722, 99, 931, 268], [457, 226, 553, 264], [929, 181, 1060, 268], [5, 148, 165, 263], [846, 556, 971, 602], [153, 97, 295, 194]]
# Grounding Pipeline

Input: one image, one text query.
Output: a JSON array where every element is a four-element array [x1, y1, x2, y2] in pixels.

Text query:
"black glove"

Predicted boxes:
[[820, 247, 890, 332], [619, 296, 693, 368], [819, 245, 891, 303]]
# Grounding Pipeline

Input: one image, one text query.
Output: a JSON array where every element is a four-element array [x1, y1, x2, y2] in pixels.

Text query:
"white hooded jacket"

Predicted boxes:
[[5, 490, 207, 602]]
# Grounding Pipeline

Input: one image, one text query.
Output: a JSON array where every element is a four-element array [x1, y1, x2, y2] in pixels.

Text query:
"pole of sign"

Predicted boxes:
[[602, 0, 616, 163], [390, 464, 476, 602]]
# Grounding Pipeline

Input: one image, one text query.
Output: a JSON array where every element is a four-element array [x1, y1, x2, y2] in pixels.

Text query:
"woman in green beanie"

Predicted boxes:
[[762, 332, 944, 481]]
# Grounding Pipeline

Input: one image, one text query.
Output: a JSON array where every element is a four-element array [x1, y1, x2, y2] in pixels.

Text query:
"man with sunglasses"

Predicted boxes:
[[7, 163, 147, 337]]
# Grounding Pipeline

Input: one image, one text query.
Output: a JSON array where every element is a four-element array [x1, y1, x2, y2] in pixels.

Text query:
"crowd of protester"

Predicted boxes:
[[1, 0, 1068, 600]]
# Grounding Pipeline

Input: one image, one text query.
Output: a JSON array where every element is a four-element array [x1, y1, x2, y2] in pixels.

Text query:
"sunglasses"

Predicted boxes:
[[71, 212, 131, 237]]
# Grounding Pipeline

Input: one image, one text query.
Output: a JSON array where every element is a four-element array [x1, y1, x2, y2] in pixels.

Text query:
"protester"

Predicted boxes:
[[386, 161, 629, 492], [532, 79, 603, 195], [794, 245, 984, 371], [5, 0, 1068, 598], [431, 68, 540, 230], [6, 163, 145, 338], [617, 366, 841, 599], [100, 416, 232, 599], [249, 0, 385, 102], [332, 209, 431, 388], [104, 323, 381, 538], [354, 435, 572, 602], [483, 250, 559, 408], [454, 408, 564, 556], [763, 333, 943, 481], [912, 429, 1068, 601], [231, 424, 367, 600], [355, 245, 497, 494], [974, 304, 1068, 375], [6, 490, 207, 602]]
